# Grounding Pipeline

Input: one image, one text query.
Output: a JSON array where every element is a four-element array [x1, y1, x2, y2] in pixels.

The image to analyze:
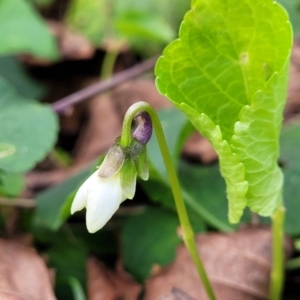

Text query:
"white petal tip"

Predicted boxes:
[[86, 221, 105, 233], [87, 226, 100, 234], [70, 206, 78, 215], [70, 196, 86, 215]]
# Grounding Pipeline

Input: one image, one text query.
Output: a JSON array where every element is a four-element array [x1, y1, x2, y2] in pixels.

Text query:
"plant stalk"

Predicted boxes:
[[269, 206, 285, 300], [121, 101, 216, 300], [100, 50, 119, 80]]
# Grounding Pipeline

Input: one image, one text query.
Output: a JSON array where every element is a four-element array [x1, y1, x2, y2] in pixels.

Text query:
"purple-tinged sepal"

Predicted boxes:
[[133, 111, 152, 145], [130, 138, 149, 181], [98, 138, 125, 178]]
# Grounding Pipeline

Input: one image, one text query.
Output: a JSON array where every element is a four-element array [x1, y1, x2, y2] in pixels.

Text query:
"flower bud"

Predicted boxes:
[[133, 112, 152, 145]]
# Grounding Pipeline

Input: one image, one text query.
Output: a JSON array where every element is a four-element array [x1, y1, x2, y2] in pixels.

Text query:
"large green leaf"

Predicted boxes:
[[0, 78, 58, 172], [0, 0, 59, 59], [155, 0, 292, 223]]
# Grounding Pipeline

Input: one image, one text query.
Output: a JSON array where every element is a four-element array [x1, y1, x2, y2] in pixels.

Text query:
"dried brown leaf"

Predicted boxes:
[[73, 92, 121, 166], [87, 257, 141, 300], [112, 78, 172, 115], [144, 226, 293, 300], [183, 131, 217, 164], [0, 239, 55, 300], [49, 21, 94, 60], [285, 38, 300, 120]]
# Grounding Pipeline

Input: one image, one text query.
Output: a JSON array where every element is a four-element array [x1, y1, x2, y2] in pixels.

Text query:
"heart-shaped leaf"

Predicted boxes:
[[0, 78, 58, 173], [155, 0, 292, 223]]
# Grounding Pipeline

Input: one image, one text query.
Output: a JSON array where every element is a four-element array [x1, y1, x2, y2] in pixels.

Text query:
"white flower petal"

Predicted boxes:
[[86, 174, 123, 233], [71, 170, 99, 214]]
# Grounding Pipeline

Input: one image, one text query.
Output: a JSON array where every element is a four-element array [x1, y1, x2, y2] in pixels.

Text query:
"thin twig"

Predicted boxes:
[[51, 56, 158, 114], [0, 197, 36, 208]]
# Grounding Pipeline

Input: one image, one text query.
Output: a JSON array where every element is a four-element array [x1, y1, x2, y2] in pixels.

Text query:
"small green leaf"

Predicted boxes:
[[0, 0, 59, 59], [0, 78, 58, 173], [0, 56, 45, 99], [66, 0, 106, 45], [0, 171, 24, 197], [115, 11, 174, 45], [121, 206, 181, 281], [66, 0, 187, 52], [155, 0, 292, 222]]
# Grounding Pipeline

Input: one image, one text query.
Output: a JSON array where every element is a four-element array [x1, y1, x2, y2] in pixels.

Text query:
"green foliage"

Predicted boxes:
[[0, 78, 58, 173], [114, 8, 173, 46], [51, 148, 73, 168], [280, 123, 300, 236], [66, 0, 106, 45], [65, 277, 86, 300], [34, 166, 92, 230], [32, 224, 116, 298], [179, 161, 251, 228], [0, 56, 45, 99], [143, 108, 235, 231], [66, 0, 189, 52], [0, 0, 59, 59], [49, 242, 87, 299], [146, 108, 191, 176], [156, 0, 293, 223], [120, 206, 181, 281], [0, 171, 24, 197], [31, 0, 55, 7], [33, 226, 88, 299]]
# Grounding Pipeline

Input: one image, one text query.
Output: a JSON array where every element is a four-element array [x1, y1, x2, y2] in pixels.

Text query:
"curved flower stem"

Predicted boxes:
[[121, 101, 216, 300], [269, 205, 285, 300]]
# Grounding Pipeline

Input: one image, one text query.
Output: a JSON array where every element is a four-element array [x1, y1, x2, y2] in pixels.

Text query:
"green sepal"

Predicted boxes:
[[130, 139, 149, 181], [120, 151, 137, 199], [98, 140, 125, 178]]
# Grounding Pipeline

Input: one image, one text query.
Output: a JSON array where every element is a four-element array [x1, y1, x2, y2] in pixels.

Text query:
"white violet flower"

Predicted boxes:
[[71, 137, 149, 233], [71, 169, 126, 233]]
